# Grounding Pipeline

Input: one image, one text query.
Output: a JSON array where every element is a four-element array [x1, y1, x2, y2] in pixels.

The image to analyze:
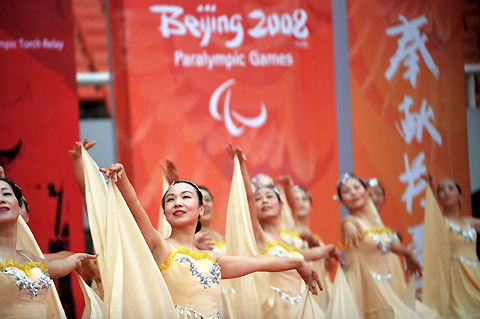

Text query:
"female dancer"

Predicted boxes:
[[102, 163, 321, 319], [0, 177, 96, 317], [227, 144, 343, 318], [339, 173, 438, 318], [365, 178, 407, 297], [424, 176, 480, 317], [159, 158, 225, 253]]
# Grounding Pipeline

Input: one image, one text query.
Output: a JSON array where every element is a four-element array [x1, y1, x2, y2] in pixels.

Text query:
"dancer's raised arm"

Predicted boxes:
[[69, 138, 96, 198], [100, 163, 167, 254]]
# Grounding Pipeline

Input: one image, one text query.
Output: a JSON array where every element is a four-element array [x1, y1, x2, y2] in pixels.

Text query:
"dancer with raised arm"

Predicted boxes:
[[101, 162, 321, 319]]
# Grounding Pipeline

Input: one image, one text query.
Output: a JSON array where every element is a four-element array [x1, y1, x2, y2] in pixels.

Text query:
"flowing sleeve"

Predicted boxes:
[[325, 264, 361, 319], [82, 146, 177, 318], [422, 185, 451, 315], [225, 155, 267, 318], [16, 216, 68, 319]]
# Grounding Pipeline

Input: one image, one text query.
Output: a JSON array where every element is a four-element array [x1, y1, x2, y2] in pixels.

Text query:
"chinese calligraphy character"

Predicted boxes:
[[385, 15, 439, 87], [396, 95, 442, 146], [400, 151, 427, 213]]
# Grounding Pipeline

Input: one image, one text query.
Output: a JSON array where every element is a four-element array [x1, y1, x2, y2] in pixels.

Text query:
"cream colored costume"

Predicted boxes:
[[423, 185, 480, 318], [15, 216, 69, 319], [280, 228, 333, 312], [160, 247, 221, 319], [344, 217, 438, 318], [0, 252, 51, 319]]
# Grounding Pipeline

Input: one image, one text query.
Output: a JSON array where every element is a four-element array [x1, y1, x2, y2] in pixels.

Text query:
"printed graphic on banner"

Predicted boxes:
[[109, 0, 339, 241], [347, 1, 470, 254]]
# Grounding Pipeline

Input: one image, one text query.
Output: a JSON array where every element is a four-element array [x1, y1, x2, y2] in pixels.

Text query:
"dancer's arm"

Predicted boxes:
[[69, 138, 96, 198], [159, 157, 179, 184], [214, 253, 321, 294], [100, 163, 166, 253], [276, 175, 298, 221], [303, 244, 344, 267], [226, 143, 268, 245], [341, 216, 363, 248], [299, 230, 321, 248], [20, 250, 97, 279], [391, 243, 422, 277], [465, 217, 480, 232]]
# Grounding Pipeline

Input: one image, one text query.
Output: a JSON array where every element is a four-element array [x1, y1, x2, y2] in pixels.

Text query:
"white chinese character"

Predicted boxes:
[[385, 15, 439, 87], [396, 95, 442, 146], [399, 151, 427, 214]]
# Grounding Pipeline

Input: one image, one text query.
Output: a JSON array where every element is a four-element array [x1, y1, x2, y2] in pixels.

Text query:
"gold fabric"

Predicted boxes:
[[423, 185, 480, 318], [160, 248, 221, 318], [16, 216, 67, 319], [325, 264, 361, 319], [82, 147, 177, 318]]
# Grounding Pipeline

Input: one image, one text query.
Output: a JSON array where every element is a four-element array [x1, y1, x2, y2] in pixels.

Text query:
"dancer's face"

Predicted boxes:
[[367, 185, 385, 213], [0, 181, 21, 224], [294, 190, 311, 217], [437, 179, 461, 209], [200, 189, 213, 223], [164, 183, 204, 229], [255, 188, 282, 220], [340, 178, 367, 211]]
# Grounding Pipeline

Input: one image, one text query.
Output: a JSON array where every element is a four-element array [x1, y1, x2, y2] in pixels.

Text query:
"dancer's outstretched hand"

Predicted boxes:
[[296, 260, 322, 295], [159, 157, 179, 184], [194, 232, 214, 251], [328, 246, 345, 268], [405, 252, 422, 277], [69, 138, 96, 160], [100, 163, 125, 182], [226, 142, 247, 163], [342, 218, 363, 249]]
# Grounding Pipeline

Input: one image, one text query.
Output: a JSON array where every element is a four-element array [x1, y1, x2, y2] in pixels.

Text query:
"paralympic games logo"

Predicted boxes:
[[209, 79, 267, 136]]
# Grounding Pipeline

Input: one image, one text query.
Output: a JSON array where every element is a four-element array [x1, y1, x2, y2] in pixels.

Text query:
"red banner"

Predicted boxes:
[[109, 0, 340, 242], [347, 1, 470, 260], [0, 1, 84, 317]]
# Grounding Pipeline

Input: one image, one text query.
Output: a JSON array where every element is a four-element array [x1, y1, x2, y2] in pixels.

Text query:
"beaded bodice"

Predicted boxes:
[[345, 219, 398, 281], [0, 259, 51, 318], [261, 241, 304, 301], [446, 220, 478, 267], [160, 247, 221, 319]]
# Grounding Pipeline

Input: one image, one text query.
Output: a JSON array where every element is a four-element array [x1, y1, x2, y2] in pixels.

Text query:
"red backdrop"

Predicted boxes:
[[0, 1, 84, 317]]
